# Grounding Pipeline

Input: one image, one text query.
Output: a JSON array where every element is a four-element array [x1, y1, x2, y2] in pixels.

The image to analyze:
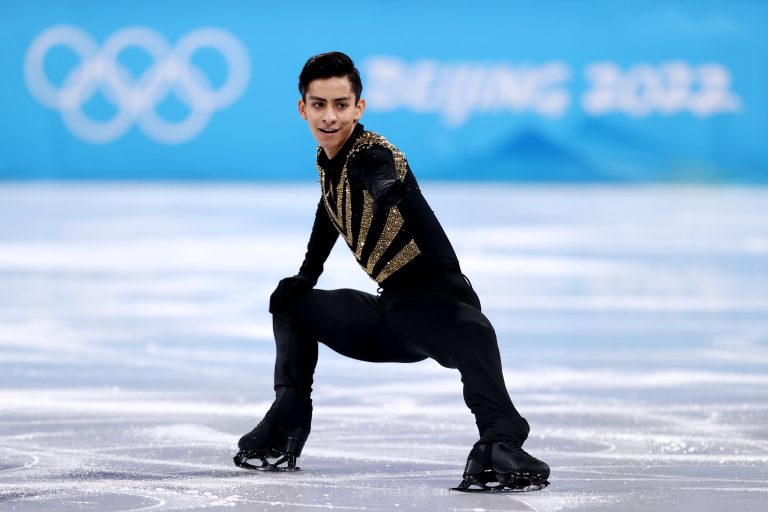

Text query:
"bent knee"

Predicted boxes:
[[453, 318, 497, 348], [282, 288, 319, 317]]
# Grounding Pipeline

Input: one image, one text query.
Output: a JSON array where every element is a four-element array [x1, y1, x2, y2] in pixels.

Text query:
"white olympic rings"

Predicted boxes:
[[24, 25, 250, 144]]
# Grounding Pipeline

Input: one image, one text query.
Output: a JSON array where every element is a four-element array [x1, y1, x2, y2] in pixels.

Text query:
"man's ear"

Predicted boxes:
[[298, 99, 308, 120], [354, 98, 366, 122]]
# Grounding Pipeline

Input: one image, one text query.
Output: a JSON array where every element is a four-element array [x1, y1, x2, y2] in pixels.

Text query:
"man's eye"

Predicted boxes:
[[313, 102, 323, 108], [337, 103, 348, 109]]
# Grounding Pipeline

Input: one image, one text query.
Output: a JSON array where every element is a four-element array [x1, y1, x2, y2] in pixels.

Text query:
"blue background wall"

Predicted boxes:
[[1, 0, 766, 182]]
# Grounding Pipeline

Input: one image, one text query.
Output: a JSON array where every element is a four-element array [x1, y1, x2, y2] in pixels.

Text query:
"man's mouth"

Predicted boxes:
[[318, 128, 339, 134]]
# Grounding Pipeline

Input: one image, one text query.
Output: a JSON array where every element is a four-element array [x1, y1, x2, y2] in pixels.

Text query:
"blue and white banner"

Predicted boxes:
[[1, 0, 766, 182]]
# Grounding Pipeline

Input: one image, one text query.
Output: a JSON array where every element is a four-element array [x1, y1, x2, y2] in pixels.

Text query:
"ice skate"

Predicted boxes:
[[451, 441, 549, 492], [451, 442, 498, 492], [233, 419, 309, 472]]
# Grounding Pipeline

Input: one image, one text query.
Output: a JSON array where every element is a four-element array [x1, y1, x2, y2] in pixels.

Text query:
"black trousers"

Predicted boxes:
[[267, 272, 530, 445]]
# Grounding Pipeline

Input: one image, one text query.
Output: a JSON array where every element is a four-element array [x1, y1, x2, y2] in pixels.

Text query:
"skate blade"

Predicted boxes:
[[450, 482, 549, 493], [233, 451, 300, 472], [496, 470, 550, 491], [451, 472, 549, 492]]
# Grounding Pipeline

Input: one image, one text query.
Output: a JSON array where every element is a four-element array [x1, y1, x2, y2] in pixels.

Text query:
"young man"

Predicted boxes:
[[234, 52, 550, 492]]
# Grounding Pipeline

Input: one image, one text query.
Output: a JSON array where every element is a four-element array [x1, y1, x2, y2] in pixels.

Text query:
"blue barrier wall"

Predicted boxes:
[[1, 0, 766, 182]]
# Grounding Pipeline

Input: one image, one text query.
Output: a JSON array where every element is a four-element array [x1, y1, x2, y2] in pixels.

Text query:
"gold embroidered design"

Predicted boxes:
[[347, 132, 409, 181], [354, 192, 374, 260], [374, 239, 421, 283], [316, 162, 347, 236], [344, 179, 353, 245], [335, 167, 346, 226], [316, 130, 420, 284], [365, 207, 404, 275]]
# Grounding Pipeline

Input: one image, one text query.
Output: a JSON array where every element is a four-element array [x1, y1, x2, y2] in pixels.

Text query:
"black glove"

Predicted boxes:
[[269, 275, 314, 315]]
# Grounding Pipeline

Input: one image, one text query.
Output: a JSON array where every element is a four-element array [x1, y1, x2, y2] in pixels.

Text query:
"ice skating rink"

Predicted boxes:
[[1, 183, 767, 511]]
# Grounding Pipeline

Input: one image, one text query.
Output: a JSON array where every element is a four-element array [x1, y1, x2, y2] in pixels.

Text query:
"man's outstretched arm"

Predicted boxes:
[[298, 199, 339, 284], [270, 199, 339, 314]]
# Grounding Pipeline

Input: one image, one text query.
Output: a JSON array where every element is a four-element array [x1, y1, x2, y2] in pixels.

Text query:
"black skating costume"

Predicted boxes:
[[235, 123, 549, 490]]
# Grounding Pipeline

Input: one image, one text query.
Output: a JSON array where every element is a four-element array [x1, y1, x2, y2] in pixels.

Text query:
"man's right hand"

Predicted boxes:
[[269, 275, 314, 315]]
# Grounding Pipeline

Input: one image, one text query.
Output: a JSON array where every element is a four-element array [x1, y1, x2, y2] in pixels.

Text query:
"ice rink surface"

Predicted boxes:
[[1, 183, 767, 511]]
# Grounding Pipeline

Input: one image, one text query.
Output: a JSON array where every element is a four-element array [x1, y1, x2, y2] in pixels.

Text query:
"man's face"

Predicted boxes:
[[298, 76, 365, 159]]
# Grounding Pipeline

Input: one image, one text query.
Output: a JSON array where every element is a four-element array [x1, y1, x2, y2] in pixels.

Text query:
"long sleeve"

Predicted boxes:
[[349, 146, 412, 213], [298, 198, 339, 285]]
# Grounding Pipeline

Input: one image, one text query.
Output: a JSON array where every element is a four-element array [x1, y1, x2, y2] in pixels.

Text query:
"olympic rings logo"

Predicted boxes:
[[24, 25, 250, 144]]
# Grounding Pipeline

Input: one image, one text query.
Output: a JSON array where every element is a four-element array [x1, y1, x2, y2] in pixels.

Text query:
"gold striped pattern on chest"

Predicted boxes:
[[316, 131, 421, 284]]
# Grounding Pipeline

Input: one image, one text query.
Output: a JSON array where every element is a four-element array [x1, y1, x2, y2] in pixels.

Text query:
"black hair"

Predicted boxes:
[[298, 52, 363, 103]]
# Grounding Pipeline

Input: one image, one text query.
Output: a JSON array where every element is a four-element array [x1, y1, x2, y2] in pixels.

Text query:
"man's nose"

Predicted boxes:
[[321, 106, 337, 124]]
